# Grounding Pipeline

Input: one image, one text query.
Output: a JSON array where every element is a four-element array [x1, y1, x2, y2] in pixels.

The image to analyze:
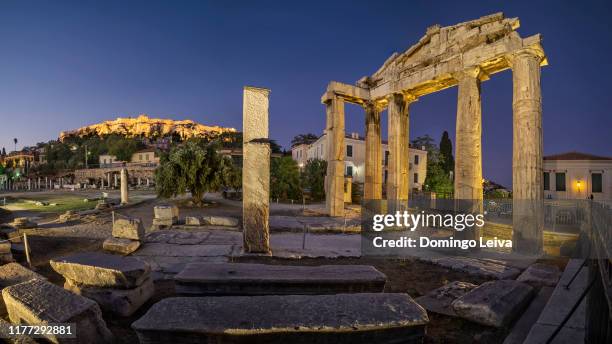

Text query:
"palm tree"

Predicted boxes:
[[13, 138, 17, 152]]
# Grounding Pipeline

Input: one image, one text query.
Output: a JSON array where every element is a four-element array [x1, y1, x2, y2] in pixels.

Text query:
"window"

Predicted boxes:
[[592, 173, 602, 193], [346, 165, 353, 177], [346, 145, 353, 157], [543, 172, 550, 191], [555, 172, 566, 191], [145, 154, 149, 161], [414, 155, 419, 165], [414, 173, 419, 184], [384, 170, 388, 183], [385, 151, 389, 166]]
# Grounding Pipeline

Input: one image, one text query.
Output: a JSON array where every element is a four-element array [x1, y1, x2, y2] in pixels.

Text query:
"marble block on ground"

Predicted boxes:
[[201, 216, 239, 227], [132, 293, 428, 344], [2, 279, 113, 344], [112, 218, 145, 241], [451, 280, 534, 327], [0, 263, 47, 316], [103, 237, 141, 255], [174, 263, 387, 295], [415, 281, 477, 316], [516, 263, 560, 288], [184, 217, 201, 226], [50, 252, 150, 289], [65, 277, 154, 317]]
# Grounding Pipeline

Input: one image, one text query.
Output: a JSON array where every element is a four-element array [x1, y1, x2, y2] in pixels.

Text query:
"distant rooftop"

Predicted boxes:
[[544, 151, 612, 161]]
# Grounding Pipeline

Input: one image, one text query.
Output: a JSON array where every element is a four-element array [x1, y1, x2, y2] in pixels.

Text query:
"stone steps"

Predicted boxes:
[[174, 263, 387, 295], [132, 293, 428, 344]]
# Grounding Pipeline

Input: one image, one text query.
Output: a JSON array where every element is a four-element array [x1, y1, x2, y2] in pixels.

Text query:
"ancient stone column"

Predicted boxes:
[[364, 101, 382, 201], [242, 86, 271, 253], [387, 93, 416, 212], [107, 173, 111, 188], [114, 174, 118, 188], [324, 96, 346, 217], [454, 67, 484, 242], [511, 49, 545, 255], [120, 168, 129, 204]]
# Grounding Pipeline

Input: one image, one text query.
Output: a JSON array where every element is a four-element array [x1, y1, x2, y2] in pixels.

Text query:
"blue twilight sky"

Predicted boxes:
[[1, 0, 611, 187]]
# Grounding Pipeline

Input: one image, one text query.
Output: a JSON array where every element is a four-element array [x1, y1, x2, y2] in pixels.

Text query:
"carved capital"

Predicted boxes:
[[506, 46, 547, 67], [453, 66, 489, 82]]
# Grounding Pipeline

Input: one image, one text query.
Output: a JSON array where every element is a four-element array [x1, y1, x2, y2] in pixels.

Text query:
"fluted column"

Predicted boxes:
[[324, 96, 345, 217], [364, 101, 382, 201], [454, 67, 484, 242], [387, 93, 416, 212], [511, 49, 544, 255]]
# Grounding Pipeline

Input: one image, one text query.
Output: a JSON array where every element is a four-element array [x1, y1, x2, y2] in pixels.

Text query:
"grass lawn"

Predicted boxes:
[[1, 194, 98, 214]]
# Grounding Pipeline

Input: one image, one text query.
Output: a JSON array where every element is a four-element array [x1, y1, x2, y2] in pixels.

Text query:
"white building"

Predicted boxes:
[[292, 132, 428, 191], [543, 152, 612, 200], [99, 148, 159, 168]]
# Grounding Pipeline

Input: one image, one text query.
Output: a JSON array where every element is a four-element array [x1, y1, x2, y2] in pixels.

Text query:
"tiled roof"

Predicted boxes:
[[544, 151, 612, 161]]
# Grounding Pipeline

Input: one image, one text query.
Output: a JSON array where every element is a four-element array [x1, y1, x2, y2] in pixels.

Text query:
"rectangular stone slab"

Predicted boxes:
[[0, 263, 47, 316], [50, 252, 150, 289], [174, 263, 386, 295], [2, 279, 113, 344], [132, 293, 428, 344]]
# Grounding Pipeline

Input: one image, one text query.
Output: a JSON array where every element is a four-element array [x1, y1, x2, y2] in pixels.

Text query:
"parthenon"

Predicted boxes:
[[322, 13, 547, 254]]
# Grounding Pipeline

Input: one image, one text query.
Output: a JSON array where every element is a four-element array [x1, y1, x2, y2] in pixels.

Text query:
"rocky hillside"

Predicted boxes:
[[59, 115, 236, 141]]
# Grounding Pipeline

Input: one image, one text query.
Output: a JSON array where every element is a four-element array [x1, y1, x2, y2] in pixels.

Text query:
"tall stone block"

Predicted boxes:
[[387, 93, 414, 212], [364, 101, 382, 201], [120, 168, 129, 205], [242, 86, 271, 253], [454, 67, 484, 242], [511, 49, 544, 255], [324, 97, 345, 217]]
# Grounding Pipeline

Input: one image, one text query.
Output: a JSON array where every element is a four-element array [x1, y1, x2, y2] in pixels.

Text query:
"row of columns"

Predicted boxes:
[[324, 48, 544, 254], [0, 177, 64, 191]]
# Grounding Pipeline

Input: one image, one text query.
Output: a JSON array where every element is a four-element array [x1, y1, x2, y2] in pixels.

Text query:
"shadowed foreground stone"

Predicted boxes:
[[174, 263, 386, 295], [415, 281, 477, 316], [2, 279, 113, 344], [103, 237, 141, 255], [132, 293, 428, 344], [0, 318, 37, 344], [65, 278, 154, 317], [451, 280, 534, 327], [516, 263, 560, 288], [50, 252, 150, 289], [0, 263, 47, 316]]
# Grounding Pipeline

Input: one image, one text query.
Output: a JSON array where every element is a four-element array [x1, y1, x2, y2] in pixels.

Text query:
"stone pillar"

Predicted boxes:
[[242, 86, 271, 253], [324, 96, 346, 217], [107, 173, 111, 189], [45, 177, 48, 189], [454, 67, 484, 242], [364, 101, 382, 201], [387, 93, 415, 212], [120, 168, 129, 204], [28, 179, 31, 191], [146, 178, 150, 187], [511, 49, 545, 255], [114, 174, 118, 188], [137, 177, 141, 186]]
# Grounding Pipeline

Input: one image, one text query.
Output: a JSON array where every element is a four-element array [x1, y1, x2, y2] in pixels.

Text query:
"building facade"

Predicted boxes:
[[292, 132, 428, 191], [543, 152, 612, 200], [99, 148, 159, 168]]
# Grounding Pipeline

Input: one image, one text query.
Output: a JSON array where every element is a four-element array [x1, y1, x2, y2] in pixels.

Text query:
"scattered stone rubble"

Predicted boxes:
[[184, 215, 239, 228], [58, 210, 81, 223], [151, 205, 178, 230], [516, 263, 561, 288], [9, 218, 36, 230], [50, 252, 153, 317], [415, 281, 477, 316], [103, 217, 144, 255], [0, 241, 14, 264]]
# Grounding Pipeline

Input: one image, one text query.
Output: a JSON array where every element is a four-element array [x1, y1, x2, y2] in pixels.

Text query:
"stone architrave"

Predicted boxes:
[[454, 67, 485, 242], [242, 86, 271, 253], [363, 101, 382, 201], [324, 96, 345, 217], [120, 168, 129, 204], [511, 48, 545, 255]]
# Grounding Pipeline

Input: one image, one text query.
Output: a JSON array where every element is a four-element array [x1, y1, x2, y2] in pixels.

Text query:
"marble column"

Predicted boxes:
[[324, 96, 346, 217], [120, 168, 129, 204], [242, 86, 271, 253], [107, 173, 111, 189], [454, 67, 484, 242], [364, 101, 382, 201], [387, 93, 415, 212], [511, 49, 544, 255], [114, 174, 118, 188]]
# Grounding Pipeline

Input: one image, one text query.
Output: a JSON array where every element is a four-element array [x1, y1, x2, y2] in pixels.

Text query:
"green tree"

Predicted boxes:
[[107, 136, 145, 162], [291, 133, 318, 146], [439, 131, 454, 175], [301, 158, 327, 201], [271, 156, 302, 200], [155, 141, 237, 205]]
